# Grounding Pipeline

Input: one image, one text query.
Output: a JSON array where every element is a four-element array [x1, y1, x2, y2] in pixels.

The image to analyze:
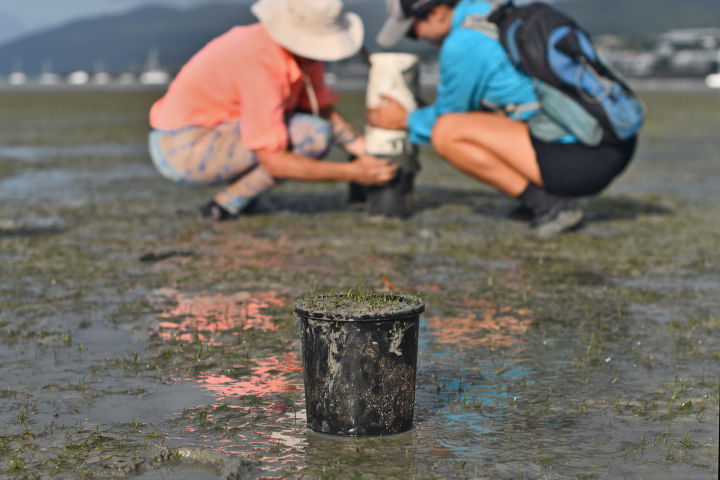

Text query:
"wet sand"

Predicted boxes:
[[0, 88, 718, 479]]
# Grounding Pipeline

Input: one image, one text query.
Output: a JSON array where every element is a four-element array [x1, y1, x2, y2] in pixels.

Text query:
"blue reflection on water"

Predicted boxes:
[[416, 315, 533, 456]]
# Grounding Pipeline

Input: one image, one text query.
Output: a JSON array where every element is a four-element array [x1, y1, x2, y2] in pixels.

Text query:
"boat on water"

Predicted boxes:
[[706, 72, 720, 88], [706, 50, 720, 88], [139, 48, 171, 86]]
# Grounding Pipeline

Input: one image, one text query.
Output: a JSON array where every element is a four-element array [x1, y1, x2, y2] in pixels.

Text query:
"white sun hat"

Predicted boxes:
[[251, 0, 364, 62]]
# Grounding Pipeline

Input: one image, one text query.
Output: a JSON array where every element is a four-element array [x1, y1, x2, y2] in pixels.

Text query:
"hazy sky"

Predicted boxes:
[[1, 0, 226, 32], [0, 0, 552, 43]]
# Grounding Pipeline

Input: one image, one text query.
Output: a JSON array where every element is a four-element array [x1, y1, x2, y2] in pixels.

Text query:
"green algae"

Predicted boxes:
[[0, 87, 718, 478]]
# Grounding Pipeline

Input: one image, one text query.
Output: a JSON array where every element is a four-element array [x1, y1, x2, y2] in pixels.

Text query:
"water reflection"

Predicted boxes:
[[0, 165, 157, 203], [418, 300, 534, 457], [153, 288, 304, 449], [302, 431, 418, 476], [150, 287, 537, 473], [198, 353, 302, 397], [0, 143, 146, 162], [425, 299, 533, 348], [154, 288, 284, 344]]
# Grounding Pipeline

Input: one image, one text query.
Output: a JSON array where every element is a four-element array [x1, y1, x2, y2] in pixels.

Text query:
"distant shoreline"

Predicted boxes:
[[327, 77, 717, 93], [0, 77, 715, 93], [627, 77, 716, 93]]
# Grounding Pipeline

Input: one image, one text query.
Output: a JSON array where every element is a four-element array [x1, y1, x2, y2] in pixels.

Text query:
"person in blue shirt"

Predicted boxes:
[[367, 0, 637, 239]]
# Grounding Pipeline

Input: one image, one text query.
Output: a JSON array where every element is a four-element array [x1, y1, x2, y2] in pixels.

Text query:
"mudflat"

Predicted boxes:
[[0, 87, 718, 479]]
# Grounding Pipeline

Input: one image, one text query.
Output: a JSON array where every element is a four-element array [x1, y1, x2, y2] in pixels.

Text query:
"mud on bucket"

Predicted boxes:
[[294, 292, 424, 436]]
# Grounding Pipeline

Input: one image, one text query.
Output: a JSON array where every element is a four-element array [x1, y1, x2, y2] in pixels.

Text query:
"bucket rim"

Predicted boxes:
[[294, 292, 424, 322]]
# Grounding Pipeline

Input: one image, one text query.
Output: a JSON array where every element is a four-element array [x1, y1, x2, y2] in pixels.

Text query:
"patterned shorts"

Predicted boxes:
[[148, 113, 332, 213]]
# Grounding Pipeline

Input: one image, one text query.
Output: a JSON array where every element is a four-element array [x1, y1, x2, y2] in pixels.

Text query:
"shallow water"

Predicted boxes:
[[0, 143, 146, 163], [0, 88, 718, 479]]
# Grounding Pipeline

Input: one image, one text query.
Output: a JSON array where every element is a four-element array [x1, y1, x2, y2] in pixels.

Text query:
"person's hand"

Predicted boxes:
[[350, 154, 398, 185], [366, 95, 408, 130]]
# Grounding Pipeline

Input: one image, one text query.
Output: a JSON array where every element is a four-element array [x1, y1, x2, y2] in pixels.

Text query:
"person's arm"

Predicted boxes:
[[255, 148, 397, 185], [367, 31, 497, 144], [241, 59, 397, 185], [303, 62, 367, 156], [322, 108, 365, 157], [408, 31, 496, 144]]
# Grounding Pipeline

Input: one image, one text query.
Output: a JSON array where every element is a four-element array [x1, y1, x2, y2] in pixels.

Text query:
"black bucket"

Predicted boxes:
[[294, 293, 424, 436], [347, 181, 368, 205], [346, 155, 367, 206], [366, 148, 421, 219], [366, 167, 415, 219]]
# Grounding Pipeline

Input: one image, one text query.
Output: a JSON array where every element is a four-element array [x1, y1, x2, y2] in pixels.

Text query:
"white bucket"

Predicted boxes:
[[365, 53, 421, 157]]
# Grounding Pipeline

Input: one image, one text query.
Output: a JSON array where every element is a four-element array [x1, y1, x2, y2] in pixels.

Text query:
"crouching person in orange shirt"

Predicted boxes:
[[148, 0, 397, 220]]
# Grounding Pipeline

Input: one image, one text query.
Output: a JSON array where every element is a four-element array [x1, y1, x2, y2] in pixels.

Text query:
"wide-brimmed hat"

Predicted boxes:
[[377, 0, 442, 47], [251, 0, 364, 61]]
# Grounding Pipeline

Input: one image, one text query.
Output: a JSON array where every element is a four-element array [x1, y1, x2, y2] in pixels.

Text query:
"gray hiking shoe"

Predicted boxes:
[[530, 202, 584, 239]]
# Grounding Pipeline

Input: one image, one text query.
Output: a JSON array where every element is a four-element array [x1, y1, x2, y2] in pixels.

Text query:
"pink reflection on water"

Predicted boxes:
[[152, 288, 305, 455], [197, 353, 302, 398], [153, 288, 285, 344], [426, 299, 533, 349]]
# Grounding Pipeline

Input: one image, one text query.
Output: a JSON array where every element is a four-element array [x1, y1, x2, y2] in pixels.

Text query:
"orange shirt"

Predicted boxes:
[[149, 23, 338, 151]]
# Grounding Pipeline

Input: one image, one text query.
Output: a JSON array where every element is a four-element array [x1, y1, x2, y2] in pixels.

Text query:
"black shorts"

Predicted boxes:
[[531, 136, 637, 197]]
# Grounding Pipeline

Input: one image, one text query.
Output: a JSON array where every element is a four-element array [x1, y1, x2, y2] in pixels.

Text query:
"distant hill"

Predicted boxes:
[[0, 3, 256, 76], [0, 12, 25, 45], [1, 0, 719, 76], [0, 0, 425, 76]]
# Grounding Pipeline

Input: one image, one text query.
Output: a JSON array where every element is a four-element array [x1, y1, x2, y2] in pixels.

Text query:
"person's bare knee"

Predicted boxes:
[[431, 113, 464, 157]]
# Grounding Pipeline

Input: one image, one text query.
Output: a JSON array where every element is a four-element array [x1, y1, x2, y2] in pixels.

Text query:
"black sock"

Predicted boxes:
[[519, 183, 559, 217]]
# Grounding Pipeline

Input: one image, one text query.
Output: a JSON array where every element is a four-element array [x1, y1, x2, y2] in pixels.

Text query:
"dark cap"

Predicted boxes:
[[402, 0, 443, 17], [376, 0, 444, 47]]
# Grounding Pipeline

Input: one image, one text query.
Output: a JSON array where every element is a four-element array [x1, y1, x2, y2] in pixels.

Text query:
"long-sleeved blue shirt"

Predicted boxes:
[[407, 0, 540, 145]]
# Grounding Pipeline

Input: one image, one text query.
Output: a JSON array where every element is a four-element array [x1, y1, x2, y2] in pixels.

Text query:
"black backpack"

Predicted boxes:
[[486, 1, 644, 144]]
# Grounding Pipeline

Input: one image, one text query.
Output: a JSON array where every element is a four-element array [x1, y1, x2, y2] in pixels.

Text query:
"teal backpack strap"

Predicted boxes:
[[462, 14, 539, 120], [480, 99, 540, 118], [506, 101, 541, 117], [462, 14, 499, 40]]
